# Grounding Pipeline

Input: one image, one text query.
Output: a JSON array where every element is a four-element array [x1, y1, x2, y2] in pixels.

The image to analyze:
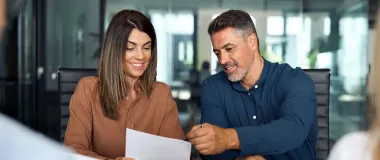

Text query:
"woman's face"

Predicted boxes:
[[124, 28, 152, 80]]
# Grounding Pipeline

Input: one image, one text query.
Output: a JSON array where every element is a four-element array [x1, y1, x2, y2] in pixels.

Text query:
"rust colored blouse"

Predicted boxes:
[[64, 76, 185, 159]]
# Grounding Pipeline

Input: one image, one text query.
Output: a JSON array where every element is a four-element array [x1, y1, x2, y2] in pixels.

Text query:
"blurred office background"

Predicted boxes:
[[0, 0, 378, 158]]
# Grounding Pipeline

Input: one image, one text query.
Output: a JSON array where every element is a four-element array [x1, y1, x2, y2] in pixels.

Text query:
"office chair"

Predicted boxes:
[[57, 68, 97, 142], [304, 69, 331, 160]]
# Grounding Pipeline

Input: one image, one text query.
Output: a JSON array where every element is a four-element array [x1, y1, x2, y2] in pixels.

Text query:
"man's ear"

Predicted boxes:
[[247, 33, 258, 51]]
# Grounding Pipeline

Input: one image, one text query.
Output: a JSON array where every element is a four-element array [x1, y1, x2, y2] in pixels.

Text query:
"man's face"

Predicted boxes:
[[211, 27, 255, 82]]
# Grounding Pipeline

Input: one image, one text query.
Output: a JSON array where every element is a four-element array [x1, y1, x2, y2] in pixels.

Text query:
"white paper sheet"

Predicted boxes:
[[70, 153, 99, 160], [0, 113, 74, 160], [125, 129, 191, 160], [0, 113, 100, 160]]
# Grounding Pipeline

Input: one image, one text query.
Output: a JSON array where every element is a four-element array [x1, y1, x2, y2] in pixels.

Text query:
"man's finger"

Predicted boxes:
[[189, 124, 203, 132], [245, 156, 266, 160], [194, 141, 212, 151], [189, 133, 210, 145], [198, 148, 213, 155], [188, 123, 210, 133], [254, 155, 266, 160], [186, 124, 203, 138], [187, 127, 209, 139], [201, 123, 211, 127], [245, 156, 257, 160]]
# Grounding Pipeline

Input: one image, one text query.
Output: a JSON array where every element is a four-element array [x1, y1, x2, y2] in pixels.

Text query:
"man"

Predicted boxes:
[[186, 10, 317, 160]]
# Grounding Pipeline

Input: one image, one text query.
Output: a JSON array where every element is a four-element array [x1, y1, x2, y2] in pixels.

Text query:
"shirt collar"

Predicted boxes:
[[232, 57, 270, 92]]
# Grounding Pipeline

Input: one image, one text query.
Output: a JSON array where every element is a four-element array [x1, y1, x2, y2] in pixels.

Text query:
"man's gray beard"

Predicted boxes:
[[227, 58, 253, 82], [227, 69, 248, 82]]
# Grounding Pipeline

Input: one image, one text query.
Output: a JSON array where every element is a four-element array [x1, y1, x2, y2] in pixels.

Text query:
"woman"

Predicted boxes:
[[327, 11, 380, 160], [64, 10, 185, 160]]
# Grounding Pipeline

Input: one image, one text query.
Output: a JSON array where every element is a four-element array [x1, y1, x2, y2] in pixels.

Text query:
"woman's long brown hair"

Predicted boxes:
[[368, 10, 380, 160], [97, 10, 157, 120]]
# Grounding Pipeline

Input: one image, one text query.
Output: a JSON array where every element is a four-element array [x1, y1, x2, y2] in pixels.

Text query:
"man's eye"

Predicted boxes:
[[126, 48, 134, 51], [226, 48, 232, 52]]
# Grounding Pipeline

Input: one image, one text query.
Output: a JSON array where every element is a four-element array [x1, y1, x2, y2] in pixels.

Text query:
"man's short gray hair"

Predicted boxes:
[[208, 9, 257, 38]]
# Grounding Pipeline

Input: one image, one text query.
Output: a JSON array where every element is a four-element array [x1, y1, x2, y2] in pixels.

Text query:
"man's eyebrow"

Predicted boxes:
[[213, 43, 235, 52], [221, 43, 235, 49]]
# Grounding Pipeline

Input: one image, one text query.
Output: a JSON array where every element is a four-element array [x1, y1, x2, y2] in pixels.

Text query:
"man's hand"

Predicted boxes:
[[247, 156, 266, 160], [234, 155, 266, 160], [186, 123, 239, 155]]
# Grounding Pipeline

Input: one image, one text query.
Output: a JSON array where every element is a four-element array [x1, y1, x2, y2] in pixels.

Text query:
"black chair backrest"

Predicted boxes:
[[303, 69, 330, 160], [58, 68, 97, 142]]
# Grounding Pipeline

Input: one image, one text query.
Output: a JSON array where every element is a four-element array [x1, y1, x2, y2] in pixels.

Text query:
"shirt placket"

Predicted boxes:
[[122, 98, 137, 129], [250, 84, 261, 124], [243, 89, 257, 126]]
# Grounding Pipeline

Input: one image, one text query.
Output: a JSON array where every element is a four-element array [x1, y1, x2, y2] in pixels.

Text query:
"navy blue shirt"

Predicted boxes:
[[200, 59, 318, 160]]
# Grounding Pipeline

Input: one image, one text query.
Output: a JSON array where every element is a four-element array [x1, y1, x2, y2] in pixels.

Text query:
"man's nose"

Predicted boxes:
[[219, 52, 229, 65]]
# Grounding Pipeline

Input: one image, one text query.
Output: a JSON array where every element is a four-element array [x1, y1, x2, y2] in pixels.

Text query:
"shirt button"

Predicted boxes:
[[253, 115, 257, 119], [254, 85, 258, 89], [248, 92, 250, 96]]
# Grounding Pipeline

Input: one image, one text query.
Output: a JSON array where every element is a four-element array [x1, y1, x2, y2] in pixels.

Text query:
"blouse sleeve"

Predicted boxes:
[[64, 78, 108, 159], [157, 85, 186, 140]]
